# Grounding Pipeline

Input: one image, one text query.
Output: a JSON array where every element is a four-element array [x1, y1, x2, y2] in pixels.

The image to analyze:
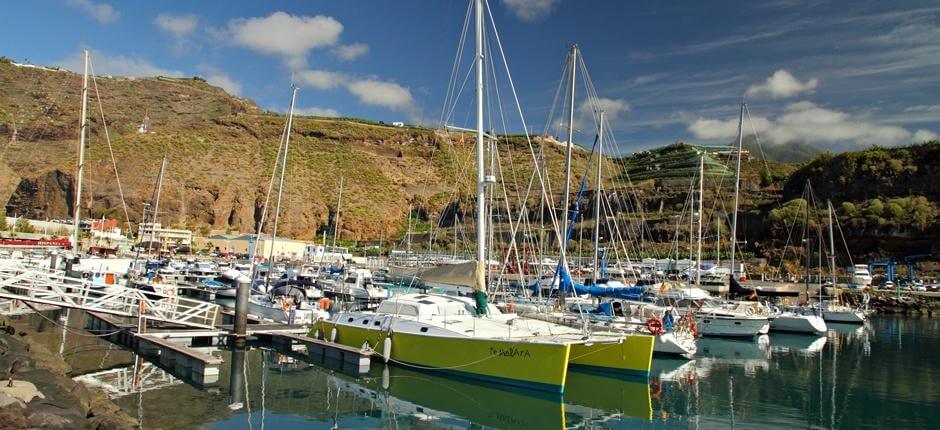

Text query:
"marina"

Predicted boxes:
[[1, 1, 939, 429]]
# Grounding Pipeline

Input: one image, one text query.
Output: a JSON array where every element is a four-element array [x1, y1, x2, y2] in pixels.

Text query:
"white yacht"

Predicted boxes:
[[247, 294, 328, 326], [769, 306, 827, 334], [655, 288, 770, 338], [849, 264, 873, 288], [322, 268, 387, 300]]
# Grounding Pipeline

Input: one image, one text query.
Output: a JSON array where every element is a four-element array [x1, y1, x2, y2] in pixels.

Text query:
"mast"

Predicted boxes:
[[263, 86, 298, 290], [728, 102, 745, 284], [473, 0, 489, 313], [591, 111, 604, 285], [72, 49, 90, 252], [149, 154, 168, 253], [561, 45, 578, 277], [332, 175, 344, 249], [828, 199, 837, 288], [696, 153, 704, 287]]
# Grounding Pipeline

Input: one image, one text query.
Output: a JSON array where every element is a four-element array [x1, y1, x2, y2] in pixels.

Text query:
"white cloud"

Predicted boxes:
[[296, 107, 341, 117], [59, 49, 183, 78], [746, 70, 819, 99], [687, 101, 928, 147], [332, 43, 369, 61], [913, 129, 938, 142], [197, 64, 241, 95], [346, 79, 416, 111], [155, 13, 198, 37], [575, 97, 630, 131], [155, 13, 199, 54], [502, 0, 559, 22], [67, 0, 119, 24], [688, 115, 772, 140], [296, 69, 349, 90], [226, 12, 343, 70]]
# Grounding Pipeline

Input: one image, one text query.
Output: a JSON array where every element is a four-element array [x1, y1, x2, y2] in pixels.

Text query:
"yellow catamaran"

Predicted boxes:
[[311, 0, 652, 394]]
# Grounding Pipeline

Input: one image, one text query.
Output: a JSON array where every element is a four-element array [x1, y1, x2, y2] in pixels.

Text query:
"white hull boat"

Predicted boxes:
[[695, 313, 770, 338], [246, 295, 328, 326], [770, 312, 827, 334]]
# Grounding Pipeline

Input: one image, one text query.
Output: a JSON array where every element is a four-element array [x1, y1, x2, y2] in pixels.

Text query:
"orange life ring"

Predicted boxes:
[[281, 297, 293, 312], [649, 380, 663, 399], [319, 298, 331, 310], [647, 317, 664, 335]]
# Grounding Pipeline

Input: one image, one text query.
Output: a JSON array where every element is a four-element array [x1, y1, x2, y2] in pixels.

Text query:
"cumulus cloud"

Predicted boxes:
[[296, 69, 349, 90], [746, 70, 819, 99], [67, 0, 119, 24], [226, 12, 343, 70], [346, 79, 416, 111], [687, 101, 929, 147], [913, 129, 938, 142], [197, 64, 241, 95], [296, 107, 341, 117], [155, 13, 199, 53], [332, 43, 369, 61], [59, 48, 183, 78], [502, 0, 559, 22], [574, 97, 630, 131]]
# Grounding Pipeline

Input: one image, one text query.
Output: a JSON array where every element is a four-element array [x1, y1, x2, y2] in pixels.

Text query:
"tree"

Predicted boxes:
[[13, 217, 35, 234], [0, 209, 7, 231]]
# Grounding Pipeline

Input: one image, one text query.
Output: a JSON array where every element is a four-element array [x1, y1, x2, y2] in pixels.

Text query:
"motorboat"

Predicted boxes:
[[769, 305, 827, 334]]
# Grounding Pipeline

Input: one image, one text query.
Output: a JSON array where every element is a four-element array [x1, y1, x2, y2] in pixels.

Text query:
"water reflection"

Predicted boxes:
[[12, 310, 940, 429]]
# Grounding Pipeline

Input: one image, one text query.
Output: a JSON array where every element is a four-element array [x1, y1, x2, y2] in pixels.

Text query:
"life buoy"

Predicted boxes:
[[647, 317, 664, 335], [649, 380, 663, 399], [506, 302, 514, 313], [319, 298, 331, 310], [281, 298, 293, 312]]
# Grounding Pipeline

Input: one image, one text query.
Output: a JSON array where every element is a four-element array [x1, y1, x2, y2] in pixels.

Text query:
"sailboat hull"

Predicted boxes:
[[567, 335, 654, 377], [315, 320, 572, 393]]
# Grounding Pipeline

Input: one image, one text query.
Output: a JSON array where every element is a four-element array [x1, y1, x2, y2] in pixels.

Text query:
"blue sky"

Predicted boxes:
[[2, 0, 939, 152]]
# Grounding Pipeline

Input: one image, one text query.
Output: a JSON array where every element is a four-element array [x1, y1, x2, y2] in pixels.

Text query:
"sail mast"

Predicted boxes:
[[332, 175, 344, 249], [728, 103, 745, 284], [473, 0, 489, 313], [263, 86, 298, 290], [828, 200, 836, 287], [696, 153, 704, 287], [149, 154, 167, 253], [591, 111, 604, 285], [561, 45, 578, 276], [72, 49, 89, 252]]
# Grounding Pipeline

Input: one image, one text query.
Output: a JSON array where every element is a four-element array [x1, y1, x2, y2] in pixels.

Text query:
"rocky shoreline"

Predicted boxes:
[[844, 290, 940, 316], [0, 320, 137, 429]]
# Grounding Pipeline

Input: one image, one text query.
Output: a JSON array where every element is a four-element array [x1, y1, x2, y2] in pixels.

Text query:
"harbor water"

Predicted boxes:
[[14, 311, 940, 429]]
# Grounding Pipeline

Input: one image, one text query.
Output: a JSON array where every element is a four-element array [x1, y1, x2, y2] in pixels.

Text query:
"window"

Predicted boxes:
[[734, 321, 741, 325], [363, 320, 370, 325], [374, 321, 381, 326], [420, 327, 429, 333], [347, 317, 354, 323]]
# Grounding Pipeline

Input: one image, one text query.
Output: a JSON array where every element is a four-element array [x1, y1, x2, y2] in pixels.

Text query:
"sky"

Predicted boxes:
[[2, 0, 939, 153]]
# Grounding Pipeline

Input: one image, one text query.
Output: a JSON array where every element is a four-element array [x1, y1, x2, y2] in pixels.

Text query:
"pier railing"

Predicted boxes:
[[0, 261, 219, 329]]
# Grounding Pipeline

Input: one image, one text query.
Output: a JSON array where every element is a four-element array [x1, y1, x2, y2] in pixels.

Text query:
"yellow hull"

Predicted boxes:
[[567, 334, 654, 377], [315, 320, 572, 393]]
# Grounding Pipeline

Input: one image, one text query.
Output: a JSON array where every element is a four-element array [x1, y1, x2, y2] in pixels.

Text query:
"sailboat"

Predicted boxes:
[[244, 86, 327, 326], [313, 0, 653, 394]]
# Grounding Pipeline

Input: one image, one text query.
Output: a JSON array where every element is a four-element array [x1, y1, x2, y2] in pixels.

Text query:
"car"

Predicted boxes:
[[913, 285, 927, 292]]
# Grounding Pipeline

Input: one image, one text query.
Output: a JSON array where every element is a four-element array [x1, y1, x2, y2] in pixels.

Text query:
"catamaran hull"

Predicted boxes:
[[567, 335, 654, 377], [315, 321, 572, 393], [823, 311, 865, 324], [770, 314, 827, 334], [695, 315, 770, 337]]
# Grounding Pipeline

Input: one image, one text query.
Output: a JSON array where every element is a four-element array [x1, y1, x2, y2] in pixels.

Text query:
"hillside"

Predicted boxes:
[[0, 59, 591, 242]]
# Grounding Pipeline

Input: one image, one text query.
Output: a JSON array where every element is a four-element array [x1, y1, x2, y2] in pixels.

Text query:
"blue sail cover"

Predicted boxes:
[[556, 265, 648, 299]]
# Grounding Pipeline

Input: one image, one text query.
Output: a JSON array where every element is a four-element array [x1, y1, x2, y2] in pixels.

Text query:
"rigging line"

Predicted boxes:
[[439, 0, 473, 127], [249, 105, 289, 276], [88, 61, 132, 235], [774, 188, 808, 276], [484, 0, 563, 249], [744, 104, 773, 187]]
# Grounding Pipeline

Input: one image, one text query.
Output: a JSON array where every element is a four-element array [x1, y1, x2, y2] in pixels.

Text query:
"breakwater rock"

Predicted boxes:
[[0, 321, 137, 429], [844, 290, 940, 316]]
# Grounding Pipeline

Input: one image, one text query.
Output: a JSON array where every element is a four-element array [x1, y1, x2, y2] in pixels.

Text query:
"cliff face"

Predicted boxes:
[[0, 59, 589, 241]]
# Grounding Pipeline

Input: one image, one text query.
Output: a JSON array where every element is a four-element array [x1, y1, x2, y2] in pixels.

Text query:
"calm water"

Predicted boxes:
[[14, 311, 940, 429]]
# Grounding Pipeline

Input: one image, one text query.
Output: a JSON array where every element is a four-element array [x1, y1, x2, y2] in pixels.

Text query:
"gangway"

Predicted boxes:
[[0, 261, 219, 329]]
